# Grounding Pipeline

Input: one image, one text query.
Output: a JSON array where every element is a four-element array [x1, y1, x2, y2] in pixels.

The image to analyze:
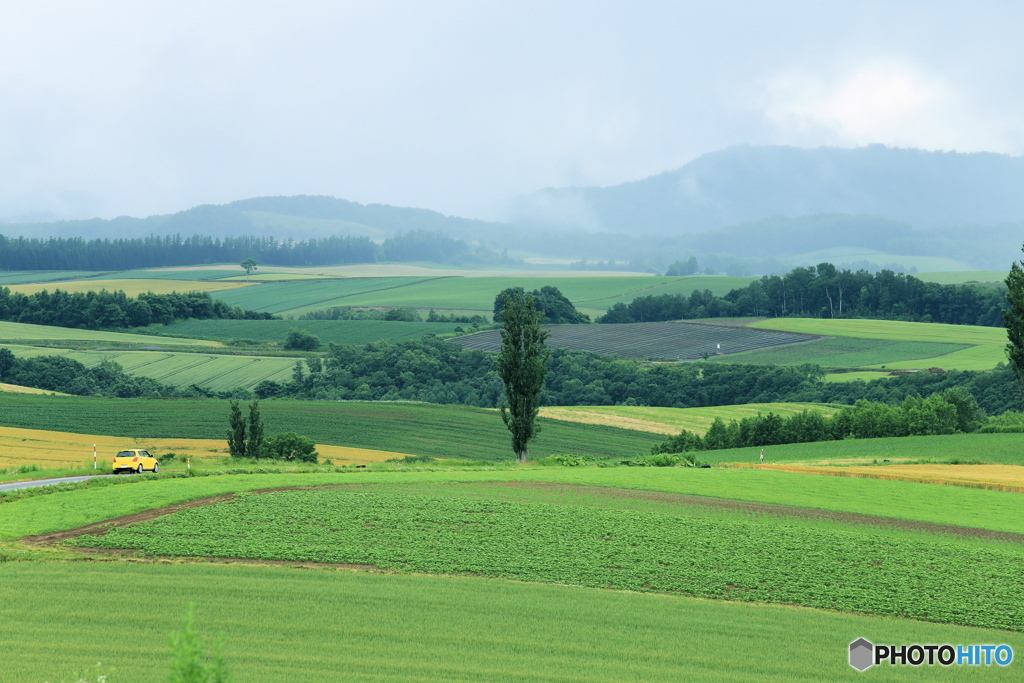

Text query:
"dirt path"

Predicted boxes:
[[20, 481, 1024, 549]]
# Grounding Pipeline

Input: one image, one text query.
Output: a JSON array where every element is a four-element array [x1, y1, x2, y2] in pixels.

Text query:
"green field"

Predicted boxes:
[[1, 345, 297, 391], [750, 318, 1007, 371], [145, 318, 469, 344], [708, 336, 970, 368], [209, 275, 754, 317], [70, 487, 1024, 631], [0, 320, 213, 346], [7, 464, 1024, 539], [6, 561, 1019, 682], [5, 443, 1024, 680], [0, 394, 658, 461], [454, 321, 815, 359]]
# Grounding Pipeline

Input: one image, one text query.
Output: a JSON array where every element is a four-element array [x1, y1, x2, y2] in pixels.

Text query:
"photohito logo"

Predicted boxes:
[[850, 638, 1013, 671]]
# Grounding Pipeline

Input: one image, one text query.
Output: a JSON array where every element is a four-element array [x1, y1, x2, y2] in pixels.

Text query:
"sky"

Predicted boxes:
[[1, 0, 1022, 223]]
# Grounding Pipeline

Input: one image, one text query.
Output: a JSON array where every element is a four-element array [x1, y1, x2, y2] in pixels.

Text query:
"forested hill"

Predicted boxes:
[[0, 195, 512, 242], [512, 145, 1024, 233]]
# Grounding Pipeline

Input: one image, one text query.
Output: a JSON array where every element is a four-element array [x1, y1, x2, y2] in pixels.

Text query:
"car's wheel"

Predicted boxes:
[[152, 463, 159, 474], [137, 464, 144, 474]]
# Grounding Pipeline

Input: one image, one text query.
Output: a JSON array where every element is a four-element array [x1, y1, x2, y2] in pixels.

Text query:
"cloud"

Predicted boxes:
[[762, 60, 1016, 153]]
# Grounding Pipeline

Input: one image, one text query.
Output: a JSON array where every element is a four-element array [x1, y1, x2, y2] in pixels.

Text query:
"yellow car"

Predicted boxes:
[[112, 449, 160, 474]]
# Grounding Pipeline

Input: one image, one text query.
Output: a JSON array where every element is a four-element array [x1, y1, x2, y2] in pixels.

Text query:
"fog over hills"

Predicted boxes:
[[511, 145, 1024, 234], [3, 145, 1023, 273]]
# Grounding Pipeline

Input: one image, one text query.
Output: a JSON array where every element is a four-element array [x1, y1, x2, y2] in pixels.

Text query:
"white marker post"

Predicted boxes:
[[187, 457, 191, 472], [93, 444, 97, 470]]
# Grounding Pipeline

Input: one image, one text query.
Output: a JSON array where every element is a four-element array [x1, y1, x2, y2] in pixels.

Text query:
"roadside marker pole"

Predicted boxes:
[[93, 444, 97, 470], [187, 457, 191, 471]]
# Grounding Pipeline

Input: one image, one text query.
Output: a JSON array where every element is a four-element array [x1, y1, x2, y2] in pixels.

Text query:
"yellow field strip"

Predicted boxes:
[[4, 279, 253, 296], [0, 426, 412, 469], [743, 463, 1024, 493], [538, 402, 836, 436], [0, 383, 67, 396]]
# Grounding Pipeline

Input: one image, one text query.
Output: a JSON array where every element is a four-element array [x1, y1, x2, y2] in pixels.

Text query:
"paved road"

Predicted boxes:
[[0, 474, 113, 493]]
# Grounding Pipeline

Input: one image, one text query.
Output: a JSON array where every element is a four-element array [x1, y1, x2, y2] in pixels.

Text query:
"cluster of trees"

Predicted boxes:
[[653, 388, 986, 454], [599, 263, 1007, 326], [0, 230, 512, 271], [493, 286, 590, 324], [247, 335, 1021, 416], [0, 351, 182, 397], [0, 287, 274, 329], [227, 399, 318, 462]]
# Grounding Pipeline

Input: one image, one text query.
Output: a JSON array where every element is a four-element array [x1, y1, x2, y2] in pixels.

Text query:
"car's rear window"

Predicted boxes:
[[116, 451, 135, 458]]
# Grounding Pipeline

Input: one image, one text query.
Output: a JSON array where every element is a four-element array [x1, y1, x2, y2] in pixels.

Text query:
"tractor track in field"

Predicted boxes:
[[20, 482, 1024, 551]]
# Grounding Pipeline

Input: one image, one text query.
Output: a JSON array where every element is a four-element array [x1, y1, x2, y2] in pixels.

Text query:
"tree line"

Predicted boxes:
[[250, 335, 1021, 416], [652, 388, 986, 455], [0, 287, 274, 329], [599, 263, 1007, 326], [0, 230, 511, 271]]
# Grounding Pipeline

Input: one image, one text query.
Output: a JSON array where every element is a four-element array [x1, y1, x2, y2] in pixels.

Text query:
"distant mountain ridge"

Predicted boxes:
[[512, 145, 1024, 233], [0, 195, 511, 242]]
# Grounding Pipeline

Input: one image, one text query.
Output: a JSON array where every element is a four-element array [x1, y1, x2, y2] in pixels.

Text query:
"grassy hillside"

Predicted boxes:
[[0, 320, 215, 346], [7, 561, 1017, 682], [208, 275, 753, 317], [1, 344, 296, 391], [4, 278, 251, 296], [709, 336, 970, 368], [750, 318, 1007, 371], [0, 395, 657, 461]]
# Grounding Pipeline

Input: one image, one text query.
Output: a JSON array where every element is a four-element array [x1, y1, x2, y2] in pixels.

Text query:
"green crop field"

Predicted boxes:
[[6, 562, 1018, 682], [144, 318, 468, 344], [0, 320, 213, 346], [708, 336, 970, 368], [453, 321, 816, 359], [1, 345, 296, 391], [750, 318, 1008, 371], [70, 487, 1024, 631], [208, 276, 446, 313], [5, 450, 1024, 680], [0, 394, 658, 461], [207, 275, 754, 317], [540, 402, 838, 435]]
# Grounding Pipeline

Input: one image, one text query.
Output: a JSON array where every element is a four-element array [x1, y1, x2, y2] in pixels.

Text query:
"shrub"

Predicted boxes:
[[261, 432, 319, 463], [283, 328, 320, 351]]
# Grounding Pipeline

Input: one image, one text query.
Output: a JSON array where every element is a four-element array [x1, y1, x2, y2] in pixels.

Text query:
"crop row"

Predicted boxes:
[[70, 489, 1024, 631], [452, 321, 818, 359], [4, 345, 295, 391], [148, 319, 466, 344], [709, 337, 971, 368], [210, 276, 442, 313]]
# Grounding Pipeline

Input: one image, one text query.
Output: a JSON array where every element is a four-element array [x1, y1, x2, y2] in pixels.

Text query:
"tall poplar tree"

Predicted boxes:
[[1005, 248, 1024, 406], [227, 400, 246, 458], [497, 290, 550, 462], [246, 399, 265, 459]]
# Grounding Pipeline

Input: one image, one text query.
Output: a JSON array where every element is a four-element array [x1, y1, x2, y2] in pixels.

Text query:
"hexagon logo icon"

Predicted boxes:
[[849, 638, 874, 671]]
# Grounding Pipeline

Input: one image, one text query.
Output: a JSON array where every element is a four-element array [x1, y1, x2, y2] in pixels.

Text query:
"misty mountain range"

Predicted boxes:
[[3, 145, 1022, 273]]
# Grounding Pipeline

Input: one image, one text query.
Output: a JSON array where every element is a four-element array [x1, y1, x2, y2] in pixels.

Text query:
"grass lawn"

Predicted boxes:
[[0, 394, 659, 462], [0, 320, 215, 346]]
